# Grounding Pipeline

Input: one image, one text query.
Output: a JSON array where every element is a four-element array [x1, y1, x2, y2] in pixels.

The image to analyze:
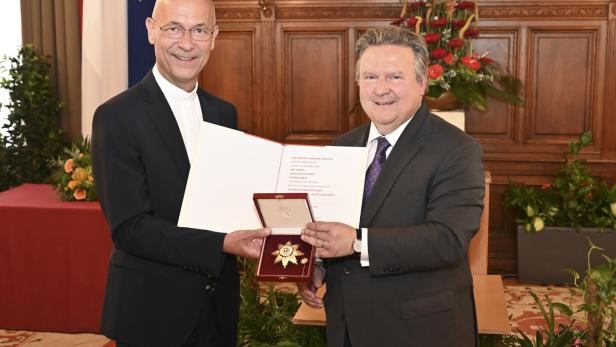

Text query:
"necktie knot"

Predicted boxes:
[[363, 136, 391, 202], [375, 136, 391, 157]]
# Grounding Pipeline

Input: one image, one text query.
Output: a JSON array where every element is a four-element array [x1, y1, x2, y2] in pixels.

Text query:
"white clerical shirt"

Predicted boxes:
[[152, 65, 203, 163]]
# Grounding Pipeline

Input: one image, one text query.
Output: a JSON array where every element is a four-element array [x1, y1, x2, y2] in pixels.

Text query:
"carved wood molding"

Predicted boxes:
[[275, 5, 400, 20], [479, 4, 609, 19], [216, 7, 261, 21], [216, 4, 609, 21]]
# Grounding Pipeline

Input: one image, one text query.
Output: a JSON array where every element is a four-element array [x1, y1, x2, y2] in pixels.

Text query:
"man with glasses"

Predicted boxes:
[[91, 0, 269, 346]]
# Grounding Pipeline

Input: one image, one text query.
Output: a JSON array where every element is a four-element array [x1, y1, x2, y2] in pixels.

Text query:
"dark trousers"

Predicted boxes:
[[116, 289, 231, 347]]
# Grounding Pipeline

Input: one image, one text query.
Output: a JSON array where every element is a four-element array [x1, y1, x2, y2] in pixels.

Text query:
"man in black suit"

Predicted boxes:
[[91, 0, 270, 346], [299, 26, 485, 346]]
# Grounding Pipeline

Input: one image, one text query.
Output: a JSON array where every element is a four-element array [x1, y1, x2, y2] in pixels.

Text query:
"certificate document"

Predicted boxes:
[[177, 122, 368, 233]]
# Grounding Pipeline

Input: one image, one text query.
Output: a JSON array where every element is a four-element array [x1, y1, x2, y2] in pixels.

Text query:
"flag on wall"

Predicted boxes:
[[80, 0, 155, 137]]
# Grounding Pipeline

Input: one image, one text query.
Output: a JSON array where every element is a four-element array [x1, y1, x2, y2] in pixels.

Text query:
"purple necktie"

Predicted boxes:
[[363, 136, 391, 201]]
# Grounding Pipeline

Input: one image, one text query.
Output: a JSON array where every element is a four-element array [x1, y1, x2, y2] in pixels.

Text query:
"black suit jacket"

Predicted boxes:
[[324, 104, 485, 347], [92, 72, 239, 347]]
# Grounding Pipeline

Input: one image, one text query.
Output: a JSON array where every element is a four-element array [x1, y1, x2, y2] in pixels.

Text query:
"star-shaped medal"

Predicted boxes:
[[272, 241, 304, 268]]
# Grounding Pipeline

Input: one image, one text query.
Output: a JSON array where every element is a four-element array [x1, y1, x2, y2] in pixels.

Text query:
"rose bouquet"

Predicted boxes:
[[392, 0, 523, 111], [49, 138, 97, 201]]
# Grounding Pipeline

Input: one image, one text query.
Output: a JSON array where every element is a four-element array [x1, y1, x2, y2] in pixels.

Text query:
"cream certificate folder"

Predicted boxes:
[[178, 122, 368, 233]]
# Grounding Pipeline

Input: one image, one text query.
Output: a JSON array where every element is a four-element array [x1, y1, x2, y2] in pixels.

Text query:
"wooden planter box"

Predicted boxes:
[[517, 225, 616, 285]]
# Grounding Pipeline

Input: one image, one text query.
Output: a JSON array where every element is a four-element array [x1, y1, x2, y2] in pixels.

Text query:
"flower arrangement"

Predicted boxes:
[[49, 138, 97, 201], [391, 0, 523, 112], [505, 132, 616, 233]]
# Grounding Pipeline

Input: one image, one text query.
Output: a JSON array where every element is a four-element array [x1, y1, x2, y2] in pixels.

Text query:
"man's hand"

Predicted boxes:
[[301, 222, 355, 258], [223, 228, 271, 260], [297, 266, 325, 309]]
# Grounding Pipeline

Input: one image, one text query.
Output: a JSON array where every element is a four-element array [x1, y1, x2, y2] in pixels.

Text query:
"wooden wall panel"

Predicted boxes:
[[465, 29, 518, 142], [280, 28, 348, 143], [529, 31, 595, 138], [201, 26, 257, 133]]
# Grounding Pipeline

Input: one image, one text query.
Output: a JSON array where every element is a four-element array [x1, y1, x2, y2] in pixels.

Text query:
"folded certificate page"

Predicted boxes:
[[178, 122, 368, 233]]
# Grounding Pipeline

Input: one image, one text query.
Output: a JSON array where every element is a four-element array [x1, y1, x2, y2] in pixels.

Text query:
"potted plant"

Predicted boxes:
[[0, 44, 64, 191], [391, 0, 524, 112], [505, 132, 616, 285]]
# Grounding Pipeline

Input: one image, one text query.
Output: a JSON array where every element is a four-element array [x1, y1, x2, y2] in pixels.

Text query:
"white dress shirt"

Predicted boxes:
[[360, 115, 414, 267], [152, 65, 203, 163]]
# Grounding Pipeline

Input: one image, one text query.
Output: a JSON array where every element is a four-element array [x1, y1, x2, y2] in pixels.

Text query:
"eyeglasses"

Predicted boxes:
[[151, 18, 217, 41]]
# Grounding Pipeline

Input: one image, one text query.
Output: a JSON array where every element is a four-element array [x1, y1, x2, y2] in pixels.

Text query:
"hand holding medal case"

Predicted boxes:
[[253, 193, 315, 282]]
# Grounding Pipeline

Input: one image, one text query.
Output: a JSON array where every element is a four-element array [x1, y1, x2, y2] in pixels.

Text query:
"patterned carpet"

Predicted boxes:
[[504, 284, 586, 336], [0, 330, 112, 346], [0, 284, 588, 346]]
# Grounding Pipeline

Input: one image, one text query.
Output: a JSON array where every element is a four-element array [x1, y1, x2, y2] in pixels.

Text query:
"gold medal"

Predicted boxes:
[[272, 241, 304, 268]]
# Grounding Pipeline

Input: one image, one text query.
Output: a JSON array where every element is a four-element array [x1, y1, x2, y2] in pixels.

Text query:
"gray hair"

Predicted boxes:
[[355, 26, 428, 85]]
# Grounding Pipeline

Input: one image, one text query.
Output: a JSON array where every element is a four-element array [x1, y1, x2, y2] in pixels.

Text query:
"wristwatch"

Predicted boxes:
[[352, 228, 362, 253]]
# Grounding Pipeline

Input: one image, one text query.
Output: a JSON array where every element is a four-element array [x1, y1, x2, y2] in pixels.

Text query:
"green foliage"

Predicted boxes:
[[503, 292, 583, 347], [505, 132, 616, 233], [0, 44, 64, 191], [570, 240, 616, 346], [237, 258, 326, 347], [49, 137, 97, 201], [500, 241, 616, 347]]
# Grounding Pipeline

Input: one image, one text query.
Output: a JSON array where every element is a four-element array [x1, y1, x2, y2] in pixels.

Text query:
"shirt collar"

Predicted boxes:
[[366, 115, 415, 148], [152, 64, 198, 102]]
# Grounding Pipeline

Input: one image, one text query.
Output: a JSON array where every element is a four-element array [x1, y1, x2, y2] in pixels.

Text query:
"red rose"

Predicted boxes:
[[406, 17, 418, 27], [453, 19, 467, 29], [458, 1, 476, 9], [443, 52, 454, 65], [461, 56, 481, 70], [431, 18, 448, 29], [447, 38, 465, 48], [424, 33, 440, 44], [427, 64, 445, 80], [431, 48, 448, 59], [479, 56, 494, 64], [464, 28, 480, 38]]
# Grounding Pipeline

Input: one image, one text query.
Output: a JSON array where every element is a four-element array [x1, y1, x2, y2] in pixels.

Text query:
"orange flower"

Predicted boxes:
[[73, 189, 87, 200], [68, 180, 78, 190], [72, 167, 89, 182], [64, 159, 74, 173]]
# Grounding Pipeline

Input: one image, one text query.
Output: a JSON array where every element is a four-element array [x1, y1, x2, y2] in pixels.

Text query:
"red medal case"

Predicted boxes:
[[253, 193, 316, 282]]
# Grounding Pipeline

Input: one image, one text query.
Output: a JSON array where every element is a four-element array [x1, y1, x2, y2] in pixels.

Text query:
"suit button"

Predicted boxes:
[[343, 267, 351, 275], [205, 284, 215, 292]]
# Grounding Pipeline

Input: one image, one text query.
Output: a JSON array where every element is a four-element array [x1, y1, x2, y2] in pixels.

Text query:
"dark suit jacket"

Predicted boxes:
[[92, 72, 239, 347], [325, 104, 485, 347]]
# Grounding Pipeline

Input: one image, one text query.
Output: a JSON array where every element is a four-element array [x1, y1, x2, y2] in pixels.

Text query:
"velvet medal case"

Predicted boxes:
[[253, 193, 316, 282]]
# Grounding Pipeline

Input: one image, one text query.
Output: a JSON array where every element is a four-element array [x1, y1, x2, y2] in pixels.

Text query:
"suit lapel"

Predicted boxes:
[[141, 72, 191, 180], [361, 104, 432, 226]]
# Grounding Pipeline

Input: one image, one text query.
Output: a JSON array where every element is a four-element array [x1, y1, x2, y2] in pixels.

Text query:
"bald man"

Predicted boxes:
[[91, 0, 270, 346]]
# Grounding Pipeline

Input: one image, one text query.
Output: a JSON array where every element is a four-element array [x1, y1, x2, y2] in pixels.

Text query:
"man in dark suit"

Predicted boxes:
[[91, 0, 270, 346], [298, 26, 485, 346]]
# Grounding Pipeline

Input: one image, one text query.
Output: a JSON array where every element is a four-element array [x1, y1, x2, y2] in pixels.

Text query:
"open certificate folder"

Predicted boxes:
[[177, 122, 368, 233]]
